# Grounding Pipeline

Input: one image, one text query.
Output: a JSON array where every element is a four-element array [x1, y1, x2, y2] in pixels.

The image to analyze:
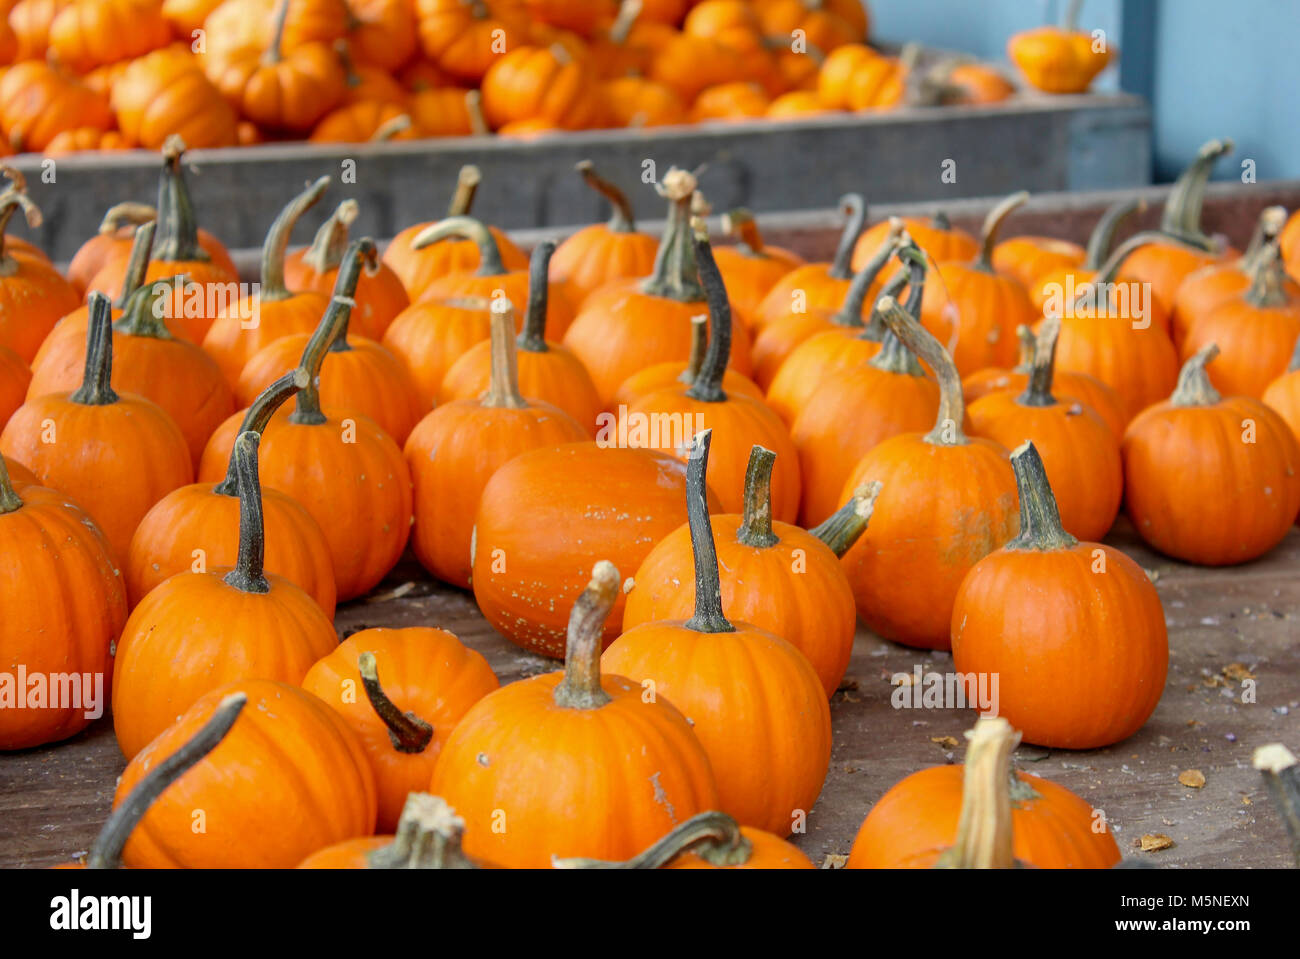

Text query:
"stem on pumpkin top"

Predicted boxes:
[[1016, 315, 1062, 407], [358, 652, 433, 753], [1004, 441, 1077, 552], [809, 481, 882, 557], [828, 193, 867, 280], [1169, 343, 1221, 408], [367, 793, 478, 869], [640, 167, 705, 301], [683, 430, 735, 634], [552, 811, 753, 869], [222, 431, 270, 594], [213, 368, 309, 497], [737, 446, 779, 548], [577, 160, 637, 233], [975, 191, 1029, 271], [69, 294, 118, 407], [411, 215, 504, 277], [517, 241, 554, 352], [552, 561, 621, 710], [684, 222, 731, 403], [261, 175, 332, 301], [934, 717, 1020, 869]]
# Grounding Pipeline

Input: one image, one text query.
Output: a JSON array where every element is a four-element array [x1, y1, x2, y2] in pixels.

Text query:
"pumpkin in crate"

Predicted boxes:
[[298, 792, 492, 868], [967, 317, 1122, 542], [44, 127, 130, 154], [555, 810, 814, 870], [953, 441, 1167, 749], [0, 60, 113, 153], [548, 161, 659, 306], [589, 0, 675, 78], [604, 430, 832, 835], [712, 208, 805, 331], [601, 76, 688, 128], [434, 562, 719, 868], [938, 60, 1015, 105], [128, 370, 336, 615], [0, 180, 81, 363], [0, 456, 126, 751], [851, 209, 978, 281], [564, 167, 754, 403], [440, 241, 604, 432], [767, 90, 834, 118], [408, 86, 488, 136], [406, 296, 588, 589], [200, 0, 350, 57], [1123, 344, 1300, 565], [649, 32, 746, 105], [1, 294, 193, 561], [309, 101, 416, 142], [691, 81, 771, 122], [203, 175, 332, 384], [415, 0, 531, 81], [112, 680, 376, 868], [849, 716, 1122, 868], [481, 42, 604, 131], [348, 0, 418, 71], [112, 431, 340, 760], [837, 295, 1017, 650], [162, 0, 224, 37], [0, 346, 30, 427], [302, 629, 499, 832], [624, 443, 878, 697], [611, 313, 765, 410], [525, 0, 614, 36], [111, 43, 240, 149], [1007, 0, 1114, 94], [334, 41, 410, 105], [758, 0, 866, 52], [638, 0, 688, 24], [472, 442, 720, 658]]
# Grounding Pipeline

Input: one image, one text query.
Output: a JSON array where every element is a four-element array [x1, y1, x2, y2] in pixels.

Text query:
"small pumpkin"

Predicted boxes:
[[112, 430, 341, 760], [758, 0, 866, 53], [407, 85, 487, 136], [850, 208, 978, 280], [589, 0, 676, 78], [767, 89, 833, 119], [111, 43, 239, 149], [1029, 196, 1148, 314], [992, 234, 1085, 293], [481, 42, 604, 131], [0, 60, 113, 153], [297, 792, 490, 868], [302, 629, 499, 832], [1261, 334, 1300, 449], [649, 32, 747, 105], [712, 207, 804, 331], [953, 441, 1167, 749], [433, 561, 719, 868], [601, 75, 688, 127], [382, 293, 492, 410], [415, 0, 531, 82], [1007, 0, 1114, 94], [610, 312, 765, 410], [0, 180, 81, 363], [690, 81, 771, 122], [0, 345, 30, 427], [1122, 344, 1300, 565], [554, 810, 814, 869], [348, 0, 418, 71], [309, 100, 416, 142], [43, 127, 131, 154]]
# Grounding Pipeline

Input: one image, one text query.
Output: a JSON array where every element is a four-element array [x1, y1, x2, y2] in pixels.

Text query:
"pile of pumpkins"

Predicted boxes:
[[2, 128, 1297, 870], [0, 0, 1116, 157]]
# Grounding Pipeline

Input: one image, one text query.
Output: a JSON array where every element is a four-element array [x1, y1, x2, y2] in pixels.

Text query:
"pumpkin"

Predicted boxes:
[[113, 679, 376, 868], [47, 0, 171, 73], [712, 207, 804, 331], [601, 75, 688, 127], [0, 345, 29, 427], [415, 0, 531, 81], [112, 430, 341, 760], [548, 160, 659, 306], [43, 127, 130, 154], [649, 33, 747, 105], [297, 792, 491, 868], [282, 200, 410, 340], [589, 0, 675, 78], [406, 295, 588, 588], [849, 716, 1122, 867], [851, 208, 978, 280], [0, 60, 113, 153], [953, 441, 1167, 750], [690, 81, 771, 122], [201, 247, 414, 600], [683, 0, 762, 50], [481, 42, 603, 130], [937, 60, 1015, 105], [128, 369, 336, 614], [637, 0, 687, 24], [604, 429, 832, 834], [610, 312, 765, 409], [440, 240, 604, 432], [767, 89, 833, 118], [1030, 196, 1148, 313], [199, 0, 350, 60], [962, 326, 1035, 402], [1007, 0, 1114, 94], [759, 0, 865, 51], [563, 168, 754, 404], [1181, 240, 1300, 399], [0, 182, 81, 363], [816, 41, 875, 109], [834, 47, 909, 111], [433, 561, 718, 867], [202, 175, 332, 384], [334, 40, 409, 105], [162, 0, 222, 36], [0, 455, 126, 751], [302, 629, 499, 832], [348, 0, 417, 71], [1123, 344, 1300, 565], [967, 317, 1121, 541], [837, 294, 1018, 649], [472, 441, 719, 657], [382, 294, 493, 411], [625, 442, 876, 697], [407, 85, 486, 136], [1262, 335, 1300, 449], [309, 100, 417, 141], [524, 0, 612, 35], [992, 234, 1085, 292], [555, 810, 814, 869], [753, 192, 868, 328], [1, 294, 193, 561], [381, 164, 529, 301]]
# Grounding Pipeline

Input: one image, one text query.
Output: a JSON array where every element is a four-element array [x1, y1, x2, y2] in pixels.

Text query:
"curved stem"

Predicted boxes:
[[114, 275, 182, 340], [833, 218, 902, 331], [0, 187, 42, 271], [828, 193, 867, 280], [261, 175, 331, 301], [1239, 205, 1287, 270], [1083, 197, 1144, 269], [553, 811, 753, 869], [1243, 241, 1291, 309], [721, 208, 764, 256], [448, 165, 481, 216], [976, 191, 1029, 271], [367, 793, 478, 869], [809, 481, 881, 557], [684, 225, 730, 403], [213, 368, 308, 496], [736, 446, 778, 548], [683, 430, 734, 634], [482, 298, 527, 409], [1253, 744, 1300, 867], [0, 455, 23, 514], [262, 0, 289, 65], [152, 136, 211, 264], [934, 717, 1020, 869], [1161, 138, 1233, 241], [1170, 343, 1221, 408], [608, 0, 641, 45], [411, 215, 504, 277], [577, 160, 636, 233], [371, 114, 412, 142], [292, 239, 375, 422], [1016, 315, 1060, 407], [640, 168, 704, 301], [517, 240, 554, 353], [301, 199, 358, 274], [931, 211, 953, 231], [1014, 324, 1035, 369], [1061, 0, 1082, 31], [1004, 441, 1076, 552], [86, 692, 247, 869], [553, 561, 620, 709], [222, 431, 270, 594], [678, 314, 708, 385], [868, 242, 927, 371], [98, 201, 156, 235], [116, 220, 156, 309], [1084, 228, 1207, 299], [69, 294, 118, 407], [877, 293, 966, 445], [358, 652, 433, 753]]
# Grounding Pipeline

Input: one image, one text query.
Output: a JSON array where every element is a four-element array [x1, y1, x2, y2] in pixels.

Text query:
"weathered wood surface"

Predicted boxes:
[[2, 517, 1297, 869]]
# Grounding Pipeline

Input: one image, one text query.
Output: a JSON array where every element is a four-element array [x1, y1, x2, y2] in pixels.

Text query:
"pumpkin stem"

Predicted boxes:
[[640, 167, 705, 302], [553, 811, 753, 869], [577, 160, 636, 233], [291, 239, 375, 423], [1079, 229, 1206, 313], [736, 446, 779, 548], [261, 175, 331, 301], [683, 222, 731, 403], [1169, 343, 1222, 407], [1253, 744, 1300, 867], [464, 91, 489, 137], [325, 238, 378, 356], [263, 0, 290, 65], [835, 217, 902, 333], [877, 293, 966, 445], [302, 199, 359, 275], [222, 431, 270, 594], [0, 182, 42, 273], [1083, 197, 1145, 269], [975, 191, 1029, 272], [552, 561, 621, 710], [1005, 441, 1077, 552], [482, 298, 528, 408], [371, 113, 412, 142], [868, 242, 927, 374], [0, 455, 23, 514], [213, 368, 309, 497], [1014, 324, 1035, 369], [931, 211, 952, 231], [1243, 240, 1291, 309], [809, 481, 882, 557], [683, 429, 736, 634], [115, 219, 156, 309], [411, 215, 504, 277], [721, 208, 766, 256], [86, 691, 247, 869], [1060, 0, 1082, 31], [98, 201, 156, 235], [675, 314, 709, 386], [69, 294, 118, 407], [1240, 205, 1287, 270], [448, 164, 481, 216], [608, 0, 642, 44], [934, 716, 1020, 869], [1016, 315, 1061, 408], [1161, 138, 1233, 242], [358, 652, 433, 754], [152, 136, 211, 265], [828, 193, 867, 280], [114, 275, 184, 341], [367, 793, 478, 869], [517, 240, 554, 353]]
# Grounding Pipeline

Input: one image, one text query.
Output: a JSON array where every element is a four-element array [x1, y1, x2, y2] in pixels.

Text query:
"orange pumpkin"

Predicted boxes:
[[8, 0, 67, 62], [1263, 334, 1300, 450], [0, 181, 81, 363], [481, 42, 603, 130], [43, 127, 130, 154], [309, 99, 417, 141], [297, 792, 490, 868], [407, 85, 486, 136], [589, 0, 675, 78], [941, 60, 1016, 105], [610, 312, 765, 409], [381, 294, 492, 410], [992, 234, 1085, 292], [712, 207, 804, 330], [0, 344, 29, 427], [1029, 196, 1147, 313], [601, 75, 688, 127], [851, 208, 979, 281], [415, 0, 531, 81], [348, 0, 418, 71], [649, 32, 746, 104], [554, 810, 814, 869], [767, 89, 833, 118], [1007, 0, 1114, 94], [47, 0, 172, 73], [690, 81, 770, 122], [0, 60, 113, 152]]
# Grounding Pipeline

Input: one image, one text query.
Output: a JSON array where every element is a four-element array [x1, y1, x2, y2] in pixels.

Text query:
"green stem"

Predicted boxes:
[[640, 168, 704, 301], [357, 652, 433, 753], [114, 274, 184, 340], [411, 215, 504, 277], [1253, 744, 1300, 867], [1243, 241, 1291, 309], [684, 226, 731, 403], [809, 481, 882, 557], [877, 293, 966, 446], [721, 209, 765, 256], [214, 368, 308, 497], [577, 160, 636, 233], [222, 431, 269, 594], [69, 293, 118, 407], [683, 429, 735, 634], [678, 314, 708, 385], [86, 692, 247, 869], [1083, 197, 1144, 269], [1169, 343, 1221, 408], [367, 794, 478, 869], [482, 298, 527, 408], [1161, 138, 1233, 242], [976, 191, 1029, 272], [0, 186, 41, 273], [517, 240, 553, 353], [325, 238, 378, 355], [98, 202, 156, 235], [1060, 0, 1082, 31], [0, 455, 23, 514], [1016, 315, 1061, 407], [152, 136, 211, 264], [115, 220, 156, 309], [302, 199, 358, 274], [261, 175, 331, 301], [552, 561, 620, 709], [291, 238, 374, 423], [552, 811, 753, 869], [828, 193, 867, 280], [832, 218, 901, 331], [868, 242, 927, 372], [736, 446, 778, 548], [1004, 441, 1077, 552]]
